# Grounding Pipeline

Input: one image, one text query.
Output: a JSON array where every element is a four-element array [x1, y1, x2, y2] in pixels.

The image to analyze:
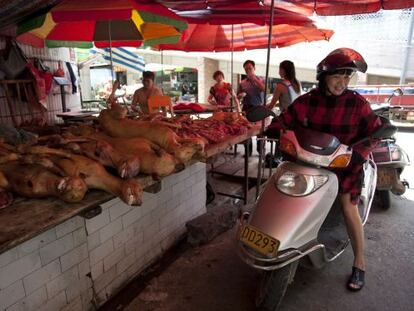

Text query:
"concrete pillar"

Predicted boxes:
[[79, 66, 92, 100], [127, 71, 140, 85], [356, 72, 368, 85], [197, 57, 219, 103]]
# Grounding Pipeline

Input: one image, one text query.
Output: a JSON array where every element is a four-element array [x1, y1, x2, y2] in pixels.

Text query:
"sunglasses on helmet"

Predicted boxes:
[[331, 69, 355, 76]]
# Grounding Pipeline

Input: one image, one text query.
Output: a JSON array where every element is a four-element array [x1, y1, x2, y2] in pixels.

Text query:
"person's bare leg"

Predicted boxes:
[[340, 193, 365, 271]]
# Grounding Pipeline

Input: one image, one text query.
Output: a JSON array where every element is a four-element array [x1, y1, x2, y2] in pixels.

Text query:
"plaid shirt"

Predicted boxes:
[[278, 88, 382, 203]]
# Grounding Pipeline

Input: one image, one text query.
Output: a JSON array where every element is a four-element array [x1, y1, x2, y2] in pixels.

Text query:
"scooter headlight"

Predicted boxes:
[[275, 171, 329, 196]]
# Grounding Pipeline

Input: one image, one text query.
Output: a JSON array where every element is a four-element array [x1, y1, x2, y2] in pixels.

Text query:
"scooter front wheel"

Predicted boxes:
[[256, 262, 298, 311]]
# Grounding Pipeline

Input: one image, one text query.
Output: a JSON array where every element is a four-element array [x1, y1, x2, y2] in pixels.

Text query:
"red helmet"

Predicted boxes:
[[316, 48, 367, 80]]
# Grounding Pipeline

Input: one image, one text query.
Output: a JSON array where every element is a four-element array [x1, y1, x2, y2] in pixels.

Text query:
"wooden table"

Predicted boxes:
[[201, 124, 262, 205], [56, 110, 99, 124], [0, 175, 154, 254]]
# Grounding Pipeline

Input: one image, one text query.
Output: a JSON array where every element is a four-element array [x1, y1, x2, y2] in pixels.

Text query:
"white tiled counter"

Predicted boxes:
[[0, 163, 206, 311]]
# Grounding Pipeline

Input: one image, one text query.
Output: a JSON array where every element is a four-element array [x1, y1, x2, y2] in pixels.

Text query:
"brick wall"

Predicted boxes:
[[0, 162, 206, 311]]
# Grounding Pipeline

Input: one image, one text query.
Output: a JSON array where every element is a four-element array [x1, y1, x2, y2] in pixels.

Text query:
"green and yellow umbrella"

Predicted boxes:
[[16, 0, 188, 48]]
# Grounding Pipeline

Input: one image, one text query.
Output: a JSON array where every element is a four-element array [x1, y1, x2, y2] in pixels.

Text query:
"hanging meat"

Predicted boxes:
[[0, 162, 88, 203]]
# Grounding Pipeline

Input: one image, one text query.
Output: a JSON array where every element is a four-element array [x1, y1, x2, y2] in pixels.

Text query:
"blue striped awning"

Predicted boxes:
[[91, 47, 145, 74]]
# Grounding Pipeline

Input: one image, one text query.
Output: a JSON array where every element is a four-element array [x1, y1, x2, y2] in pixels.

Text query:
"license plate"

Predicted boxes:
[[377, 168, 395, 189], [239, 225, 280, 258]]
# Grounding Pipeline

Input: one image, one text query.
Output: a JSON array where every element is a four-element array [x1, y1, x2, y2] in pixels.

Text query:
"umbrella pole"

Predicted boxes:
[[231, 24, 234, 111], [264, 0, 275, 98], [255, 0, 275, 200], [161, 50, 164, 92], [108, 21, 114, 84], [400, 11, 414, 84]]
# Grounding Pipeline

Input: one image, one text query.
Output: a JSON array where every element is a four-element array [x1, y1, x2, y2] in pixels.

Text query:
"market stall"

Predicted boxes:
[[0, 92, 261, 309], [0, 2, 316, 309]]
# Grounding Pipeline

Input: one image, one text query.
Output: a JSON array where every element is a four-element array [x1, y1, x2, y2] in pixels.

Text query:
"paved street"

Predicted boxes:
[[111, 130, 414, 311]]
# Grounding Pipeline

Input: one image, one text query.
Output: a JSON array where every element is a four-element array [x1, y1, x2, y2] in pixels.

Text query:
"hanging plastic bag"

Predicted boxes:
[[54, 61, 65, 77], [0, 39, 28, 79]]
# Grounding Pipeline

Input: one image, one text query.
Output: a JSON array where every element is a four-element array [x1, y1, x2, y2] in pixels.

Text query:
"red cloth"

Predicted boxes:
[[276, 88, 382, 203], [173, 103, 205, 112], [26, 62, 47, 108]]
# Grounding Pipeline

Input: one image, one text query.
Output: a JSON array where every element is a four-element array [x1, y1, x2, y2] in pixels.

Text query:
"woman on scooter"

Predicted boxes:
[[268, 48, 382, 291]]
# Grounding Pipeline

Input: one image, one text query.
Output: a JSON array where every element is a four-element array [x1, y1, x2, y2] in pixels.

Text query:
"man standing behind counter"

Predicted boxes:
[[237, 60, 265, 156], [131, 71, 163, 115]]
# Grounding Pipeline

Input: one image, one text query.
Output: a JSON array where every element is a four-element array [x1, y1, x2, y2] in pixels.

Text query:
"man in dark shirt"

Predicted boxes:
[[237, 60, 265, 156]]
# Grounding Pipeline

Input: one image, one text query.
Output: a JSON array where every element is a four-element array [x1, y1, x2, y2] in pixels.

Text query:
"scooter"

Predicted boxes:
[[370, 88, 410, 209], [237, 106, 397, 311]]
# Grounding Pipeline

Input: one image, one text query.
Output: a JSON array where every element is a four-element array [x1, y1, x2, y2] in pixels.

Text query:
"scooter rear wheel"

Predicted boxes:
[[256, 262, 297, 311], [378, 190, 391, 210]]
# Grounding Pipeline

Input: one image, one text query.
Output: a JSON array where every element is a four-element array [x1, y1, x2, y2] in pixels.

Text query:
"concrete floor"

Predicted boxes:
[[106, 131, 414, 311], [123, 192, 414, 311]]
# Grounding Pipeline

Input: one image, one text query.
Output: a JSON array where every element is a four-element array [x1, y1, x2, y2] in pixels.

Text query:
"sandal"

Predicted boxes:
[[347, 266, 365, 291]]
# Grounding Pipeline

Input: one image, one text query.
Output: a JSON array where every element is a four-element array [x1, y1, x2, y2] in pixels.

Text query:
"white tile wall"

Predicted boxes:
[[6, 286, 48, 311], [0, 252, 42, 289], [23, 259, 61, 295], [0, 162, 206, 310], [0, 249, 18, 269], [85, 210, 110, 235], [46, 266, 79, 299], [60, 244, 88, 272], [0, 281, 25, 310], [39, 234, 74, 266], [89, 239, 114, 266], [17, 229, 57, 258]]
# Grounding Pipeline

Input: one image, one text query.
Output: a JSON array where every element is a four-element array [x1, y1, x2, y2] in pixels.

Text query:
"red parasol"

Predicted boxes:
[[156, 23, 333, 52], [261, 0, 414, 16], [171, 2, 314, 26]]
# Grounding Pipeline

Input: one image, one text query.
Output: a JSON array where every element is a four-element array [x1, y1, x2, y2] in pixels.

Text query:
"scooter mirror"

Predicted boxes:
[[353, 121, 398, 146], [393, 88, 403, 97], [372, 123, 398, 139], [245, 106, 276, 122], [386, 88, 404, 104]]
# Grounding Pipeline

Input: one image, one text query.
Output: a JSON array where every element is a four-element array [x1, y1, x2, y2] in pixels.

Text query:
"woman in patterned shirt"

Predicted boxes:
[[207, 70, 241, 112], [269, 48, 382, 292]]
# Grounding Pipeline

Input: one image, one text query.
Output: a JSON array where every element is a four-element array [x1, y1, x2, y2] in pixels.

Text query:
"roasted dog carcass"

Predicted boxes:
[[102, 136, 184, 178], [0, 188, 13, 210], [64, 126, 183, 178], [98, 105, 204, 163], [37, 133, 140, 179], [12, 145, 143, 206], [49, 153, 143, 206], [0, 162, 87, 203]]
